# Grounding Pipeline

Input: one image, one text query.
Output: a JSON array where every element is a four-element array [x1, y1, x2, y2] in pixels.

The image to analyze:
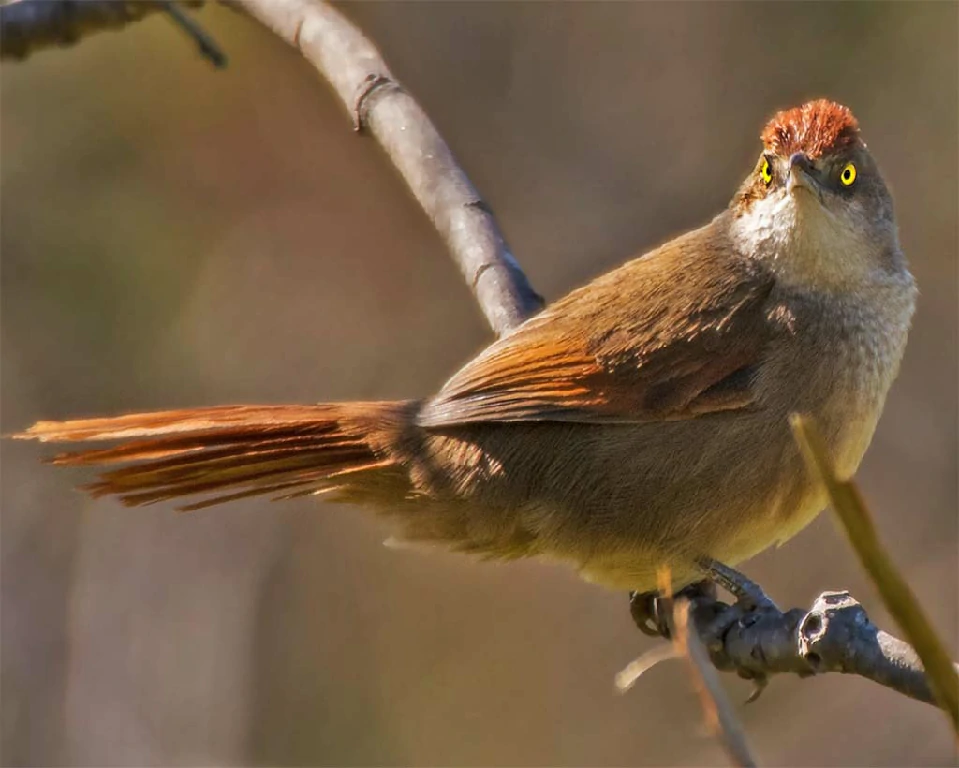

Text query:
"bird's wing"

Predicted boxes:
[[419, 222, 780, 427]]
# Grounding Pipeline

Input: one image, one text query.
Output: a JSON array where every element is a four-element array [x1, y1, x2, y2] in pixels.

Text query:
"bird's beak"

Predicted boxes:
[[787, 152, 820, 196]]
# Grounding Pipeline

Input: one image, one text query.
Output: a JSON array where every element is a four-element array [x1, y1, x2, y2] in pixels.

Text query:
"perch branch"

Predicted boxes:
[[686, 588, 955, 708], [4, 0, 954, 725]]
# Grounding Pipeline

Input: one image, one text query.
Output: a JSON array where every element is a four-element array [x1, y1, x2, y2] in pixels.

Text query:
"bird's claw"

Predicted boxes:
[[629, 590, 669, 637], [629, 579, 718, 639], [697, 558, 778, 612], [745, 675, 769, 703]]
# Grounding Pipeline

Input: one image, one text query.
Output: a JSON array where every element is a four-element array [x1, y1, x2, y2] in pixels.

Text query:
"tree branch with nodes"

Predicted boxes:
[[3, 0, 956, 755]]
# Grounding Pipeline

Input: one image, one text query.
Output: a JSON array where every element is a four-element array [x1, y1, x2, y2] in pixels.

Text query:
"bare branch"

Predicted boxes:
[[690, 589, 958, 708], [162, 1, 227, 68], [0, 1, 223, 66], [231, 0, 544, 336]]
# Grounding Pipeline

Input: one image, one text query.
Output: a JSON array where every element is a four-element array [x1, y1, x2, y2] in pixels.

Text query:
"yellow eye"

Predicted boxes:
[[839, 162, 857, 187], [760, 158, 773, 185]]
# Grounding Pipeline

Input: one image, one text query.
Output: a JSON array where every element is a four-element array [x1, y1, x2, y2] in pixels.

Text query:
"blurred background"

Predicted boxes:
[[2, 2, 956, 765]]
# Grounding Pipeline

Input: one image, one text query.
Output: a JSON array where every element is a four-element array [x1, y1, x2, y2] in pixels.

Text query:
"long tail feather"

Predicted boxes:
[[14, 403, 409, 511]]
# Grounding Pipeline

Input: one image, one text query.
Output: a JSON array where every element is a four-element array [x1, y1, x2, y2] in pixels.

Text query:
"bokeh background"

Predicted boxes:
[[2, 2, 956, 766]]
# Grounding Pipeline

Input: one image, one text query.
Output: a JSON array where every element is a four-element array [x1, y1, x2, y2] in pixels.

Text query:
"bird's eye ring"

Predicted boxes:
[[839, 162, 857, 187], [759, 158, 773, 186]]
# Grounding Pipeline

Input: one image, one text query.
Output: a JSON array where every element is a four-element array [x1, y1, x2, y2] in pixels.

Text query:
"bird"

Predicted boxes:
[[14, 99, 916, 595]]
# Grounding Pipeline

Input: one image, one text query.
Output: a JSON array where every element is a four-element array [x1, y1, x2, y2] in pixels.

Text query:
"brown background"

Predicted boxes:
[[2, 2, 956, 765]]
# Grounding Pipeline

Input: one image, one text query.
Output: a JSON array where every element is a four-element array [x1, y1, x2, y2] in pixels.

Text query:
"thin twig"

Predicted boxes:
[[675, 601, 757, 768], [656, 569, 758, 768], [791, 414, 959, 734], [615, 643, 681, 693], [162, 1, 226, 68]]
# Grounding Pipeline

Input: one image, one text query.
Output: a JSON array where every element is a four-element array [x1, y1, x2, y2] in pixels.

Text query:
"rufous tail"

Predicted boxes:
[[13, 402, 413, 511]]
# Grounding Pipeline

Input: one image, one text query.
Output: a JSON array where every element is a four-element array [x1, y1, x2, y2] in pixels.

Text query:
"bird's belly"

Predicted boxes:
[[532, 401, 882, 592], [569, 491, 825, 592]]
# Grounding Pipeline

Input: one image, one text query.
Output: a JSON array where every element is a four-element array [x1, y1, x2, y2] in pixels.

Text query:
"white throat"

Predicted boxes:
[[730, 189, 881, 292]]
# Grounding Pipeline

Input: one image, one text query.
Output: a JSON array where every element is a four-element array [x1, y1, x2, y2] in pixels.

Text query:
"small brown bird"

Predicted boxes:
[[16, 100, 915, 593]]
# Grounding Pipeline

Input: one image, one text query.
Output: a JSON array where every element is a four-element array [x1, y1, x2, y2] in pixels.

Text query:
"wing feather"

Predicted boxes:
[[420, 218, 778, 427]]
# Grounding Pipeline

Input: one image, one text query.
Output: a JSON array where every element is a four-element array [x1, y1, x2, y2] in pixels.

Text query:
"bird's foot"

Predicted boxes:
[[696, 558, 777, 646], [628, 579, 717, 638], [692, 559, 779, 699], [627, 564, 777, 702], [697, 557, 777, 612]]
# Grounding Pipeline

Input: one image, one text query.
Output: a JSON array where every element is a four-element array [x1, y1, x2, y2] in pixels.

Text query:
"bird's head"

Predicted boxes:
[[730, 100, 903, 290]]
